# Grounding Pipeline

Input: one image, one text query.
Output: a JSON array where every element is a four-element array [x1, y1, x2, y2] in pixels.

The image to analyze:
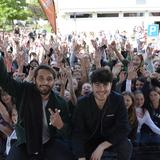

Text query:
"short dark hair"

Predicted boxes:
[[34, 64, 56, 79], [30, 59, 39, 66], [90, 68, 113, 84]]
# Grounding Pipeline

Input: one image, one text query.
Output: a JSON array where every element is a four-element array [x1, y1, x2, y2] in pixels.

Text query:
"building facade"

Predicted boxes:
[[55, 0, 160, 34]]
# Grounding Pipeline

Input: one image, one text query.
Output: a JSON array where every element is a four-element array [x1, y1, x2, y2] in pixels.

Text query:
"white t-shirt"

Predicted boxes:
[[6, 130, 17, 155], [136, 107, 160, 135]]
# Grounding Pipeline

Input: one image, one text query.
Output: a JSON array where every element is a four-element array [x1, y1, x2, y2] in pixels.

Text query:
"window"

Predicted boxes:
[[70, 13, 92, 18], [97, 13, 119, 17], [123, 13, 144, 17], [149, 12, 160, 16]]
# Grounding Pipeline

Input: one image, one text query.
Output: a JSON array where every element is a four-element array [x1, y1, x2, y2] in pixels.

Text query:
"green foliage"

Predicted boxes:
[[0, 0, 48, 30], [28, 2, 46, 20], [0, 0, 31, 25]]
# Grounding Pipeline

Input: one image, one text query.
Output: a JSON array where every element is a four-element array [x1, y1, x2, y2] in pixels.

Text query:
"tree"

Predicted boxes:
[[0, 0, 31, 28], [28, 2, 46, 21]]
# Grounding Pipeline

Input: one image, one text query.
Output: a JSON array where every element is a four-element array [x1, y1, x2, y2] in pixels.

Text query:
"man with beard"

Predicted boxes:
[[0, 55, 74, 160], [72, 68, 132, 160]]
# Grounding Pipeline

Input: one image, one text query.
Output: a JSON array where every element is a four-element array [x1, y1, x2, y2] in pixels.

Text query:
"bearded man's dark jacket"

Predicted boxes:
[[0, 56, 70, 155]]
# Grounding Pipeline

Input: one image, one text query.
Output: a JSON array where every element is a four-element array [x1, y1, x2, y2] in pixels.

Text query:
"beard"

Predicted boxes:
[[37, 85, 53, 96]]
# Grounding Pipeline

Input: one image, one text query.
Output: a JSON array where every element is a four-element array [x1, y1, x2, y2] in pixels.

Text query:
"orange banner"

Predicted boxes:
[[39, 0, 57, 34]]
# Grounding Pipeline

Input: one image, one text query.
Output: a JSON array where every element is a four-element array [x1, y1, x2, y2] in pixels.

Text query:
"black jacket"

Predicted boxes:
[[0, 56, 70, 155], [72, 92, 130, 158]]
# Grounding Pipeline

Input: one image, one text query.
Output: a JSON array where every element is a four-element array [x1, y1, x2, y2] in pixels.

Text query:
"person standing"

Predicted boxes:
[[0, 55, 74, 160], [72, 68, 132, 160]]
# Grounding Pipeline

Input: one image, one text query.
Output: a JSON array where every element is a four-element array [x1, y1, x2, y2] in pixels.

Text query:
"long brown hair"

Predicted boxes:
[[134, 90, 146, 114], [149, 87, 160, 109], [122, 91, 137, 125]]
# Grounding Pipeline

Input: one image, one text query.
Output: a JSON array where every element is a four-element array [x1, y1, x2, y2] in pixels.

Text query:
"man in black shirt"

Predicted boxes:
[[72, 68, 132, 160]]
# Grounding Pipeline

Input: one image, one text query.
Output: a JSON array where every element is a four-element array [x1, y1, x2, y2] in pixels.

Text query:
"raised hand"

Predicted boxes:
[[91, 39, 99, 51], [41, 42, 51, 54], [58, 68, 68, 86], [112, 63, 122, 78], [127, 62, 137, 80], [110, 40, 117, 51], [119, 70, 127, 83], [71, 38, 82, 55], [0, 101, 11, 124], [16, 52, 25, 67]]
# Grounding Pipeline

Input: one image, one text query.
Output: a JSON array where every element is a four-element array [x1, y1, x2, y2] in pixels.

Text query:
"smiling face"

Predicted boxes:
[[135, 80, 144, 90], [81, 83, 92, 96], [34, 69, 55, 97], [92, 82, 112, 104], [90, 68, 113, 107], [149, 90, 160, 108], [134, 92, 144, 108], [132, 55, 143, 69], [123, 95, 133, 109], [1, 91, 12, 106]]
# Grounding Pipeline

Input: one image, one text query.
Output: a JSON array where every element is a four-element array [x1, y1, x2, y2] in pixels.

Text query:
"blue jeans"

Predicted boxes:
[[141, 133, 160, 145], [136, 132, 141, 145], [136, 132, 160, 145]]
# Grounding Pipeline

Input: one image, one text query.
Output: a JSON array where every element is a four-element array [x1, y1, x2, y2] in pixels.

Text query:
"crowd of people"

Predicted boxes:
[[0, 24, 159, 160]]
